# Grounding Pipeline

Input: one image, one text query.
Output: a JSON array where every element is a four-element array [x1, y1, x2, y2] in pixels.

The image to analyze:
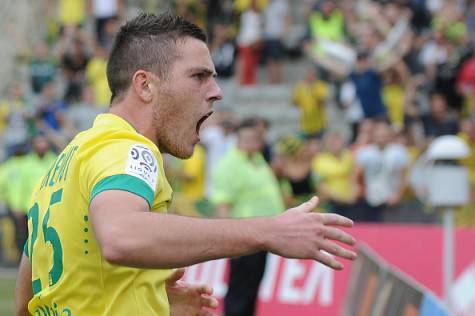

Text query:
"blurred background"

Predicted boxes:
[[0, 0, 474, 315]]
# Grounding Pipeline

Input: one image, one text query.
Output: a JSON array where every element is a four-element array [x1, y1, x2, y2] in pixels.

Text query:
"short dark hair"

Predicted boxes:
[[107, 12, 207, 103], [237, 118, 259, 131]]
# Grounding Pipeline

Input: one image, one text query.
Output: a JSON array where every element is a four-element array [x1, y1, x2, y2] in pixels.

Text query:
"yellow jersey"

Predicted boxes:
[[182, 144, 206, 200], [382, 83, 405, 130], [292, 80, 328, 135], [312, 150, 353, 200], [25, 113, 173, 315], [59, 0, 86, 26], [86, 57, 112, 107]]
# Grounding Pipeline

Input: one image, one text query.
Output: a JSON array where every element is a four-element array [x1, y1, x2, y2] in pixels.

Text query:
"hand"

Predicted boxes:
[[269, 197, 357, 270], [166, 268, 218, 316]]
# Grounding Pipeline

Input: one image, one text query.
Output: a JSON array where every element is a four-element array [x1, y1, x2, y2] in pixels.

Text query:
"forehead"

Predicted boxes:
[[239, 127, 259, 138], [172, 37, 215, 72]]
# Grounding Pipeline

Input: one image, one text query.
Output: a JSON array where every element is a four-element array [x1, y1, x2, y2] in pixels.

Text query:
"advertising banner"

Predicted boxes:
[[182, 225, 475, 316]]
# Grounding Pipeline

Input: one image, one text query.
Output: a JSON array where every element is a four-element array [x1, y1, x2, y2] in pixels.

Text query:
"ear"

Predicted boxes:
[[131, 70, 155, 103]]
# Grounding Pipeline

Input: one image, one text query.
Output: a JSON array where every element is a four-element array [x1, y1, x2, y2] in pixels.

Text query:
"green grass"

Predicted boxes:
[[0, 270, 16, 316]]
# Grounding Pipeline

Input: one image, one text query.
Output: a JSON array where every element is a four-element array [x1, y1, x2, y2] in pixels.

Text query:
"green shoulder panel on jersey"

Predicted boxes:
[[90, 174, 155, 208], [24, 239, 29, 257]]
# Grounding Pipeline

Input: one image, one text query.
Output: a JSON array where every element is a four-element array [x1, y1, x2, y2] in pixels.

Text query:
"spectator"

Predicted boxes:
[[0, 83, 32, 158], [457, 46, 475, 116], [339, 80, 364, 141], [20, 134, 57, 217], [0, 143, 30, 260], [307, 0, 346, 52], [353, 120, 410, 222], [382, 69, 406, 131], [236, 0, 263, 85], [292, 67, 328, 138], [273, 134, 319, 206], [65, 85, 104, 132], [180, 144, 207, 202], [459, 118, 475, 193], [89, 0, 124, 48], [421, 92, 459, 139], [350, 50, 388, 120], [61, 37, 90, 103], [58, 0, 87, 36], [351, 118, 375, 154], [166, 144, 207, 217], [200, 111, 237, 197], [211, 119, 284, 316], [262, 0, 291, 84], [35, 82, 76, 150], [234, 0, 268, 13], [210, 22, 236, 108], [85, 42, 111, 107], [457, 118, 475, 227], [313, 131, 355, 217], [206, 0, 235, 36], [304, 0, 350, 81], [419, 29, 448, 70], [29, 41, 57, 95], [35, 82, 67, 132], [174, 0, 208, 29], [388, 128, 437, 223]]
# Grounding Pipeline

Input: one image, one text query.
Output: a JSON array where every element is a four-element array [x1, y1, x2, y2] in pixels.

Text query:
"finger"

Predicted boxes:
[[322, 226, 356, 246], [314, 251, 344, 270], [295, 196, 319, 213], [196, 284, 213, 296], [320, 213, 354, 227], [165, 268, 186, 285], [200, 295, 219, 309], [198, 310, 217, 316], [319, 240, 357, 260], [177, 281, 214, 296]]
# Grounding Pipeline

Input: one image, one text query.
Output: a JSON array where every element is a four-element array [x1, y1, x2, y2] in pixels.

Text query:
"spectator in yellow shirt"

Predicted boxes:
[[86, 43, 112, 107], [234, 0, 268, 12], [181, 144, 206, 200], [456, 118, 475, 227], [166, 145, 207, 216], [292, 68, 328, 138], [382, 69, 406, 131], [459, 119, 475, 188], [58, 0, 86, 29], [312, 131, 355, 217]]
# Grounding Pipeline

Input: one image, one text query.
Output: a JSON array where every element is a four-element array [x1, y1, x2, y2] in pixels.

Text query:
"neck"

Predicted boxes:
[[109, 96, 155, 143]]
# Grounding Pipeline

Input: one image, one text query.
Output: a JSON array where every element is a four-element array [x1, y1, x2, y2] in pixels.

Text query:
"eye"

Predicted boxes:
[[193, 73, 207, 81]]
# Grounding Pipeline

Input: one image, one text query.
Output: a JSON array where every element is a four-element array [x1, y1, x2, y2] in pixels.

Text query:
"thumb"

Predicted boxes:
[[296, 196, 319, 213], [166, 268, 186, 285]]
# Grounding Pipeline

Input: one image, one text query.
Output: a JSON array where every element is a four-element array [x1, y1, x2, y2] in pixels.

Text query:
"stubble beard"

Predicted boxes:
[[153, 96, 192, 159]]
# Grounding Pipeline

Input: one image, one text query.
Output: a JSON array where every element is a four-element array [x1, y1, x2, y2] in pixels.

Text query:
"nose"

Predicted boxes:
[[207, 78, 223, 103]]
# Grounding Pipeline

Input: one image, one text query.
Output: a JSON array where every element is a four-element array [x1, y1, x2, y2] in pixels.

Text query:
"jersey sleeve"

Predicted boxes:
[[84, 141, 161, 208]]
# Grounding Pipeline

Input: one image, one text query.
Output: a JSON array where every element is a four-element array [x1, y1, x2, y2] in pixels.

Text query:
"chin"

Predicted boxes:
[[170, 145, 195, 159]]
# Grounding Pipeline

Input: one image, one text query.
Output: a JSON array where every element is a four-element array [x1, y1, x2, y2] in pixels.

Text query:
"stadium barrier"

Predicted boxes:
[[182, 224, 475, 316], [342, 244, 452, 316]]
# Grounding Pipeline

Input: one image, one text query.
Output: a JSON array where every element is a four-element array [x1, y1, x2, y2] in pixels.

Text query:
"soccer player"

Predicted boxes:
[[15, 13, 357, 316]]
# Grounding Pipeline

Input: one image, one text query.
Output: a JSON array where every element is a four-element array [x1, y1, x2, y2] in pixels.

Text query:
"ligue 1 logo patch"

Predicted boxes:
[[125, 144, 158, 191]]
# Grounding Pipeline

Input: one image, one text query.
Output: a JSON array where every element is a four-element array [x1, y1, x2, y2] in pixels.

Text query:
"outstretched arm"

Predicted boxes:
[[90, 192, 357, 270], [15, 254, 33, 316]]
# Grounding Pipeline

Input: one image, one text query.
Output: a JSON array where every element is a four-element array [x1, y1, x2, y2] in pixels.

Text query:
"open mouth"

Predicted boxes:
[[196, 111, 213, 135]]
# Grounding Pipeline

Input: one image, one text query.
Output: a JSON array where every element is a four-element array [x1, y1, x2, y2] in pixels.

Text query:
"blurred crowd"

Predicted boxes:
[[1, 0, 475, 265]]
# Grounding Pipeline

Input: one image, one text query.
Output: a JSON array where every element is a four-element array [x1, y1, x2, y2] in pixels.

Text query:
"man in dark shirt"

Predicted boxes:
[[422, 92, 459, 138]]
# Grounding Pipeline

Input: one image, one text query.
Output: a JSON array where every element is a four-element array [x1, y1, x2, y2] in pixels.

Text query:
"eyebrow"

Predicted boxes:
[[188, 67, 217, 77]]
